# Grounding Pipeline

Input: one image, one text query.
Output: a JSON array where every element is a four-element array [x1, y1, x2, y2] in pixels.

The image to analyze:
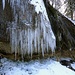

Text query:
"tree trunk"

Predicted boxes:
[[71, 10, 73, 20], [43, 0, 75, 50], [70, 0, 73, 20]]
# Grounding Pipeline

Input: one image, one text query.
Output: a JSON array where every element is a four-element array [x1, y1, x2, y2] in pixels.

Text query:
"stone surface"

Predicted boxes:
[[0, 0, 75, 60]]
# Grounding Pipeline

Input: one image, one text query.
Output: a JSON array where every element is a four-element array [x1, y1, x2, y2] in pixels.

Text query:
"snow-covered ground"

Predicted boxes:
[[0, 58, 75, 75]]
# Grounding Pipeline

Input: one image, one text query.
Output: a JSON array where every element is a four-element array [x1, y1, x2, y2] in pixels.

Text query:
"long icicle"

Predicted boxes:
[[2, 0, 5, 10]]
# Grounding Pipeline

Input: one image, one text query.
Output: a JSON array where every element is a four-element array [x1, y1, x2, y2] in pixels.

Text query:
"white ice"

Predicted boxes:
[[5, 0, 56, 58], [2, 0, 5, 10]]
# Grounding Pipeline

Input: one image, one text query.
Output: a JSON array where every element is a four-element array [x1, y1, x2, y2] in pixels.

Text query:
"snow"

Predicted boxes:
[[71, 63, 75, 69], [0, 58, 75, 75], [30, 0, 48, 20], [58, 0, 67, 14], [59, 3, 67, 14]]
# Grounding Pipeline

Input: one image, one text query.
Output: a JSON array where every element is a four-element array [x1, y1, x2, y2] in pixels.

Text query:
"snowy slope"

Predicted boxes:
[[0, 58, 75, 75]]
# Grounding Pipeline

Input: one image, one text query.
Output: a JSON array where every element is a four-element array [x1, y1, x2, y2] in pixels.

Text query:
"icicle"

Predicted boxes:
[[16, 0, 20, 6], [17, 29, 20, 55], [2, 0, 5, 10], [11, 28, 15, 53], [28, 29, 30, 55], [15, 14, 18, 23], [20, 30, 24, 60], [21, 5, 25, 15], [34, 29, 37, 53], [8, 0, 56, 59], [37, 28, 40, 54], [46, 35, 49, 53], [41, 39, 44, 57], [10, 27, 17, 60], [25, 30, 28, 54], [38, 35, 40, 54], [23, 30, 26, 55], [30, 30, 33, 58], [10, 0, 14, 8], [14, 29, 17, 60]]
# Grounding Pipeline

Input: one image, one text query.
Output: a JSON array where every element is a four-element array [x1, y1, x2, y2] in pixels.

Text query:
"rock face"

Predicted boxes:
[[43, 0, 75, 50], [0, 0, 75, 60], [0, 0, 13, 42], [0, 0, 12, 54], [0, 0, 56, 59]]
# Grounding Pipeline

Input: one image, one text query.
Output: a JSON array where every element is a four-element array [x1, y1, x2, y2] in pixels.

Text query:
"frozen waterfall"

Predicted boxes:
[[2, 0, 56, 59]]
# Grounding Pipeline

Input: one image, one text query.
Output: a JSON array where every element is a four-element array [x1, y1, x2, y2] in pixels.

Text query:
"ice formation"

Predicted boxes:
[[2, 0, 5, 10], [2, 0, 56, 59]]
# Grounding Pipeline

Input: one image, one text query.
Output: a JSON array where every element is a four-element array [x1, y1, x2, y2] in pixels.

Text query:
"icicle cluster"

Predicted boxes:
[[2, 0, 5, 10], [2, 0, 56, 59]]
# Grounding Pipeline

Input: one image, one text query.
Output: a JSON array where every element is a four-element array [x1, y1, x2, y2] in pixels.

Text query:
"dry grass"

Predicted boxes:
[[0, 49, 75, 61]]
